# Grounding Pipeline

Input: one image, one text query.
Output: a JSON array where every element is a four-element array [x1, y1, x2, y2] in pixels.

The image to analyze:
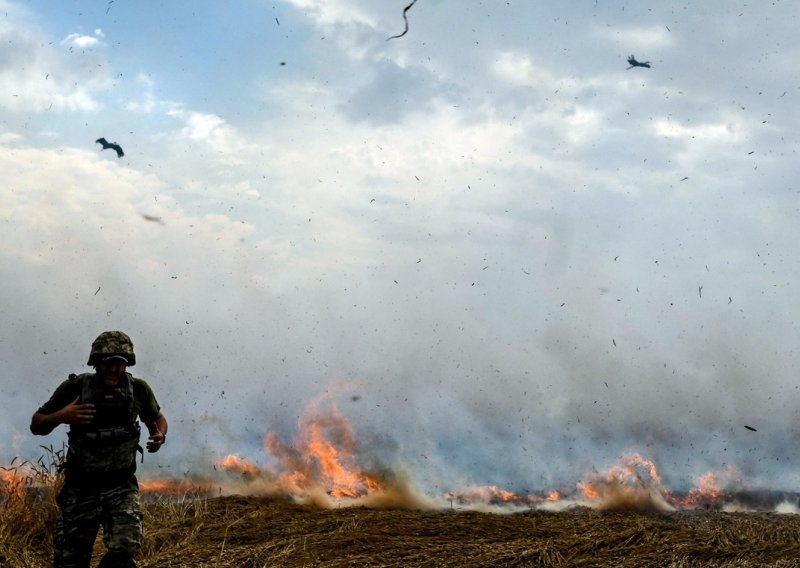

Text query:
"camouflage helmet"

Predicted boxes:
[[87, 330, 136, 366]]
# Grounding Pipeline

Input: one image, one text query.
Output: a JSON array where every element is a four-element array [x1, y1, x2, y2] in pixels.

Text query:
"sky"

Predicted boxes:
[[1, 0, 800, 496]]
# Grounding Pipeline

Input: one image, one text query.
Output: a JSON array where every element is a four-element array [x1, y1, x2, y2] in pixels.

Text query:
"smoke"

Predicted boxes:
[[2, 1, 800, 510]]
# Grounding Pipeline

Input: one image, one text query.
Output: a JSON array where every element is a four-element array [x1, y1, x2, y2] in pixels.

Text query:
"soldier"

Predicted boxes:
[[30, 331, 168, 568]]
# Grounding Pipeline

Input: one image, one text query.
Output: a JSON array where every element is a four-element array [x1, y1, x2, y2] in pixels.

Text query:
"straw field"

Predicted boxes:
[[5, 489, 800, 567]]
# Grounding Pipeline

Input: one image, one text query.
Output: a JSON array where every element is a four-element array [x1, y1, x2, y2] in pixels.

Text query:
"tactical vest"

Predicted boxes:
[[65, 373, 142, 478]]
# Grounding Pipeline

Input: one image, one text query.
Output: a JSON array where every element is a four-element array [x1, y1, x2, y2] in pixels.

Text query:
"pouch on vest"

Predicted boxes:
[[66, 373, 142, 476]]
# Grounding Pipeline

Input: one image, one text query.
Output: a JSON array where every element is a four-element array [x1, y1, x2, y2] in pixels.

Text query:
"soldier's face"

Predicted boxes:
[[96, 359, 127, 383]]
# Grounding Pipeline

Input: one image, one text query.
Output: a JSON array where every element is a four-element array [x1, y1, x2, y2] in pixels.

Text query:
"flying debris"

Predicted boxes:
[[387, 0, 419, 41], [626, 55, 651, 69], [141, 214, 164, 224], [744, 425, 757, 432], [95, 137, 124, 158]]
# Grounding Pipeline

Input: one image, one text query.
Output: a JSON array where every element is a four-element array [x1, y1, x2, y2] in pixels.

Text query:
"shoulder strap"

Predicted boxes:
[[81, 373, 93, 403], [126, 374, 144, 463], [125, 373, 137, 423]]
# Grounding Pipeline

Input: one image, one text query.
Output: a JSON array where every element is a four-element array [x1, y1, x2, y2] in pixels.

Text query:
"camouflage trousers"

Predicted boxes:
[[54, 477, 142, 568]]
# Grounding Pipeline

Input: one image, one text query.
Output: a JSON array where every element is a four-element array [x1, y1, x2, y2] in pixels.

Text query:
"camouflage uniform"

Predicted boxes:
[[35, 331, 162, 568], [54, 479, 142, 568]]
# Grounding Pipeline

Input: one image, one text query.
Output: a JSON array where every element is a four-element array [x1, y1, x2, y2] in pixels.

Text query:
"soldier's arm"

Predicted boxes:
[[30, 397, 96, 436], [145, 413, 168, 452]]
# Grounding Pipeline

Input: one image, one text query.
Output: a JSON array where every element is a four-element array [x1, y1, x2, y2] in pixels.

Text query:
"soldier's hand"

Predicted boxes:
[[60, 396, 95, 425], [146, 431, 165, 453]]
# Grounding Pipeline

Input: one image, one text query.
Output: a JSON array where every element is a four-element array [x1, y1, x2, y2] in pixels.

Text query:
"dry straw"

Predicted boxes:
[[4, 462, 800, 567]]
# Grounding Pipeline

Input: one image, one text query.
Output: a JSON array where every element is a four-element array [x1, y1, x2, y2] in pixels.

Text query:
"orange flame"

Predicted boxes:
[[182, 392, 388, 502], [0, 469, 26, 498], [263, 393, 385, 499], [0, 464, 56, 498], [577, 453, 673, 511], [674, 471, 723, 508], [138, 478, 216, 496], [546, 490, 561, 502], [666, 467, 738, 509], [446, 485, 544, 506], [215, 454, 261, 479]]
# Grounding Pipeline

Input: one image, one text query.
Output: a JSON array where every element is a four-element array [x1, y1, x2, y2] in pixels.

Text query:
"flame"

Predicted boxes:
[[0, 468, 26, 498], [576, 453, 673, 511], [140, 455, 262, 497], [263, 393, 385, 499], [215, 454, 261, 479], [139, 478, 216, 496], [199, 392, 387, 503], [675, 471, 723, 509], [446, 485, 547, 507], [573, 455, 741, 512], [666, 467, 739, 510], [0, 463, 56, 499]]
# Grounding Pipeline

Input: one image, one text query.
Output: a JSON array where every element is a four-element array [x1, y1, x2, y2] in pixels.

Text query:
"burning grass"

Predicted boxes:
[[7, 397, 800, 566], [0, 449, 63, 568]]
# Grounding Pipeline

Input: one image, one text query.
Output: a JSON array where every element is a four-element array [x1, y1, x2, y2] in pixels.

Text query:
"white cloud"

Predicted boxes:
[[61, 32, 101, 49], [0, 18, 110, 112], [125, 73, 158, 113], [0, 131, 22, 143], [285, 0, 377, 27], [0, 144, 257, 268], [492, 51, 559, 89], [165, 107, 255, 165], [591, 24, 674, 51], [652, 119, 744, 143]]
